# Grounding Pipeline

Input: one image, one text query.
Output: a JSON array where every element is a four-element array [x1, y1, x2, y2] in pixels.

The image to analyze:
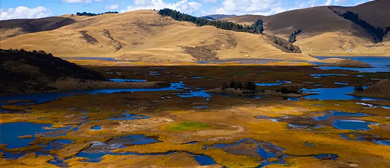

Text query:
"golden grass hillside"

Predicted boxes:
[[0, 10, 316, 62], [222, 0, 390, 56]]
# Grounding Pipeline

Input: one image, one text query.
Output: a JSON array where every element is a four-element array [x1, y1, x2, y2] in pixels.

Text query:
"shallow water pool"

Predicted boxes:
[[332, 120, 377, 131]]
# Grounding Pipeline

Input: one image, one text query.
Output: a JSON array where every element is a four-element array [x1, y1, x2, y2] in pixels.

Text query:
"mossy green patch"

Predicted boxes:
[[164, 121, 211, 131]]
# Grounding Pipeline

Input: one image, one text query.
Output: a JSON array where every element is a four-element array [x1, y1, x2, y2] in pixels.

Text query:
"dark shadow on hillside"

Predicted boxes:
[[0, 17, 76, 39]]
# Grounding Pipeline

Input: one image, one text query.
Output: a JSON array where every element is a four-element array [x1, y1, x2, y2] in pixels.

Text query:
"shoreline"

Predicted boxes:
[[0, 80, 171, 97]]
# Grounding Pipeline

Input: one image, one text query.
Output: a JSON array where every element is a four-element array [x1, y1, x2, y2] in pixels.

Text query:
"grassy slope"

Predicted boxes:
[[222, 0, 390, 56], [0, 10, 316, 62]]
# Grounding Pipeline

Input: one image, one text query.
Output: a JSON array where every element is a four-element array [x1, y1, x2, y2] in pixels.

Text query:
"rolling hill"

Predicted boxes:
[[0, 10, 316, 62], [222, 0, 390, 56]]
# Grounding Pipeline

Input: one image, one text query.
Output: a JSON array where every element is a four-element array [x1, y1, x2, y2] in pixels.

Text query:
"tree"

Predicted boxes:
[[288, 29, 302, 43], [289, 34, 297, 43], [229, 81, 236, 88], [342, 11, 387, 42], [253, 20, 264, 34]]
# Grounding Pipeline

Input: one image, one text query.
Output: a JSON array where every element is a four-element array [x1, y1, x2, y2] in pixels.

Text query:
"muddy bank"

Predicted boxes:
[[206, 82, 312, 98], [320, 58, 370, 67], [206, 87, 313, 98], [49, 78, 170, 92], [351, 79, 390, 99]]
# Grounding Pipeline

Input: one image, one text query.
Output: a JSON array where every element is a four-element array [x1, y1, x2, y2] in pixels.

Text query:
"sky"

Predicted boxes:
[[0, 0, 372, 20]]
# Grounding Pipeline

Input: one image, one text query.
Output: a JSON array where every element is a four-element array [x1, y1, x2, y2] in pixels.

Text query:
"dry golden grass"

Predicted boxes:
[[0, 10, 317, 62], [222, 1, 390, 56]]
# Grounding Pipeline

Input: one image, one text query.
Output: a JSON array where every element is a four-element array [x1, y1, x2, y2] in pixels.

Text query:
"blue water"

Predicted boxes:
[[256, 83, 283, 86], [256, 80, 291, 86], [117, 135, 158, 145], [190, 77, 204, 79], [334, 82, 349, 85], [76, 151, 112, 162], [356, 102, 390, 110], [288, 124, 311, 129], [0, 82, 186, 105], [193, 106, 209, 109], [314, 111, 369, 120], [339, 133, 390, 146], [0, 122, 71, 149], [72, 124, 82, 131], [286, 97, 299, 101], [314, 154, 339, 160], [311, 74, 347, 78], [1, 150, 26, 159], [316, 56, 390, 73], [91, 126, 101, 130], [149, 72, 161, 76], [175, 90, 211, 99], [194, 155, 217, 165], [44, 139, 74, 150], [205, 138, 286, 167], [256, 116, 281, 122], [77, 135, 159, 162], [373, 140, 390, 146], [302, 87, 382, 100], [304, 142, 315, 147], [109, 113, 150, 120], [332, 120, 376, 131], [48, 156, 69, 167], [109, 79, 147, 82]]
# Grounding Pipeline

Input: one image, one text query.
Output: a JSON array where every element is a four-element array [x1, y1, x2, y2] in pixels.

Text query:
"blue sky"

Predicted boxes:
[[0, 0, 372, 20]]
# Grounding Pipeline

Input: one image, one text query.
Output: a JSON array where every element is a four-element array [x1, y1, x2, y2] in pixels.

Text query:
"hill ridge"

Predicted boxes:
[[0, 10, 316, 62]]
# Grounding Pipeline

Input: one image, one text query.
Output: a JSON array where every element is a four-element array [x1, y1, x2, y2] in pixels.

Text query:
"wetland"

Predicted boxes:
[[1, 56, 390, 168]]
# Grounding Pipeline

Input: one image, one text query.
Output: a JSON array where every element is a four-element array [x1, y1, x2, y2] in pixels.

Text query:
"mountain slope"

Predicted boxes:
[[330, 0, 390, 28], [222, 0, 390, 56], [0, 10, 316, 62], [201, 14, 236, 20]]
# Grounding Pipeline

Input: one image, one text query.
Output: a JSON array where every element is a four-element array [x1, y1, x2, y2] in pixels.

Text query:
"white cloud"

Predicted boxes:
[[334, 0, 347, 5], [0, 6, 51, 20], [63, 0, 92, 3], [203, 0, 217, 3], [123, 0, 201, 14], [105, 4, 119, 10], [62, 0, 103, 3], [202, 0, 372, 16], [134, 0, 147, 5], [208, 0, 288, 16]]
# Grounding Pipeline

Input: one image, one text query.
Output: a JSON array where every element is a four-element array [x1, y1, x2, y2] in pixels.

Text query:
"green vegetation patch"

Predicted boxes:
[[164, 121, 211, 131]]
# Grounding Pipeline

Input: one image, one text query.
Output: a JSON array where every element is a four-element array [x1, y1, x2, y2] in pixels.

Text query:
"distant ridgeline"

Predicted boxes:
[[158, 8, 264, 34], [339, 11, 390, 43], [75, 11, 118, 16], [158, 9, 300, 53]]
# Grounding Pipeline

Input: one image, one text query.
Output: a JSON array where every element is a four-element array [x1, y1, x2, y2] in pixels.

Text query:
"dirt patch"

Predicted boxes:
[[103, 29, 122, 51], [79, 30, 98, 44], [183, 45, 219, 61]]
